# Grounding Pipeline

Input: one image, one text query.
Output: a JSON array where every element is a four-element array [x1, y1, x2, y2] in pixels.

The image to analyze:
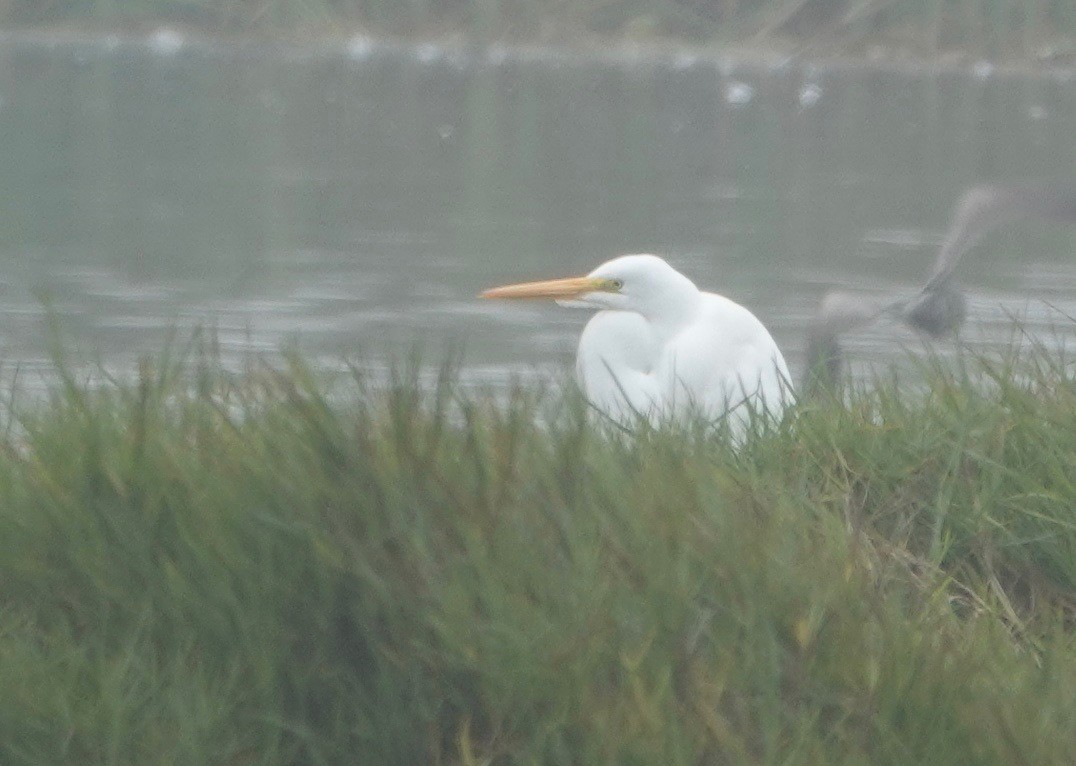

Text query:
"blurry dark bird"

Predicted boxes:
[[805, 181, 1076, 393]]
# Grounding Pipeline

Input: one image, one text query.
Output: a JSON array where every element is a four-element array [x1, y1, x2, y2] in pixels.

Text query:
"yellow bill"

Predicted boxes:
[[481, 276, 612, 300]]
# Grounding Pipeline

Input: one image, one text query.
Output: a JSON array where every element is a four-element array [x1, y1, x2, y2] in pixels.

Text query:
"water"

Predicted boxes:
[[0, 31, 1074, 393]]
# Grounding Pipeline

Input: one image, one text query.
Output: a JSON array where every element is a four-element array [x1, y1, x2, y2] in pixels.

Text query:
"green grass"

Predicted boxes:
[[4, 0, 1076, 59], [0, 340, 1074, 763]]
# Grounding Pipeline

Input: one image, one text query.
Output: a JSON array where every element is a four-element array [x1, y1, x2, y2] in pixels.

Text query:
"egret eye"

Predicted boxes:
[[610, 279, 624, 290]]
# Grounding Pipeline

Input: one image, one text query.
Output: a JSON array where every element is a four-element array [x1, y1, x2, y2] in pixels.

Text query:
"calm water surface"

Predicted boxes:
[[1, 33, 1074, 392]]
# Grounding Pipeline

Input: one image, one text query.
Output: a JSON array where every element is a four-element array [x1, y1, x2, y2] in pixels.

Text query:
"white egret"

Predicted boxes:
[[806, 181, 1076, 392], [482, 254, 792, 429]]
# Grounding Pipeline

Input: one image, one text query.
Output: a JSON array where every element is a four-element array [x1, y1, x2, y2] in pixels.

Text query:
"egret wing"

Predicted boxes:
[[665, 295, 792, 423], [925, 181, 1076, 291]]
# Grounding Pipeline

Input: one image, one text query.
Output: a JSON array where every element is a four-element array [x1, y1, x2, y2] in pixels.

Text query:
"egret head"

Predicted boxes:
[[481, 254, 699, 317]]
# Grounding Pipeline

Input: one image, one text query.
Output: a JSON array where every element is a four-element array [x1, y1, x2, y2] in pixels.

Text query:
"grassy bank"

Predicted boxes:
[[0, 343, 1074, 763], [4, 0, 1076, 60]]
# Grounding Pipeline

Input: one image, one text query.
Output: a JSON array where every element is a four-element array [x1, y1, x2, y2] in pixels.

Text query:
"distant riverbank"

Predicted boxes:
[[2, 22, 1076, 83], [2, 0, 1075, 71]]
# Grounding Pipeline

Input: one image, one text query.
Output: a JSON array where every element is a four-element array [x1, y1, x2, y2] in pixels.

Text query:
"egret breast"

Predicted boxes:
[[576, 310, 660, 421]]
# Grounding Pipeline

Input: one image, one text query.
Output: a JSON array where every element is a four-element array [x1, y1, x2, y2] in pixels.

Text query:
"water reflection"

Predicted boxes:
[[0, 34, 1073, 393]]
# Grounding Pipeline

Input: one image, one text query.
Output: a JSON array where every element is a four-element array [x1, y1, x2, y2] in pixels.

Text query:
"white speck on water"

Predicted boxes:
[[798, 82, 822, 108], [346, 35, 373, 61], [972, 60, 994, 80], [437, 123, 454, 140], [149, 27, 185, 56], [672, 52, 698, 71], [485, 44, 509, 67], [415, 44, 442, 65], [102, 34, 121, 52], [724, 80, 753, 106], [1027, 104, 1047, 120]]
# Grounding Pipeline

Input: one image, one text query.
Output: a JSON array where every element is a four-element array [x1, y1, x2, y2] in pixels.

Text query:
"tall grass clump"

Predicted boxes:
[[0, 340, 1073, 763]]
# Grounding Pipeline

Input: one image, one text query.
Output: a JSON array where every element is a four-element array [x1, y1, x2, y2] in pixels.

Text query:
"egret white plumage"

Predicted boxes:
[[482, 254, 792, 429]]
